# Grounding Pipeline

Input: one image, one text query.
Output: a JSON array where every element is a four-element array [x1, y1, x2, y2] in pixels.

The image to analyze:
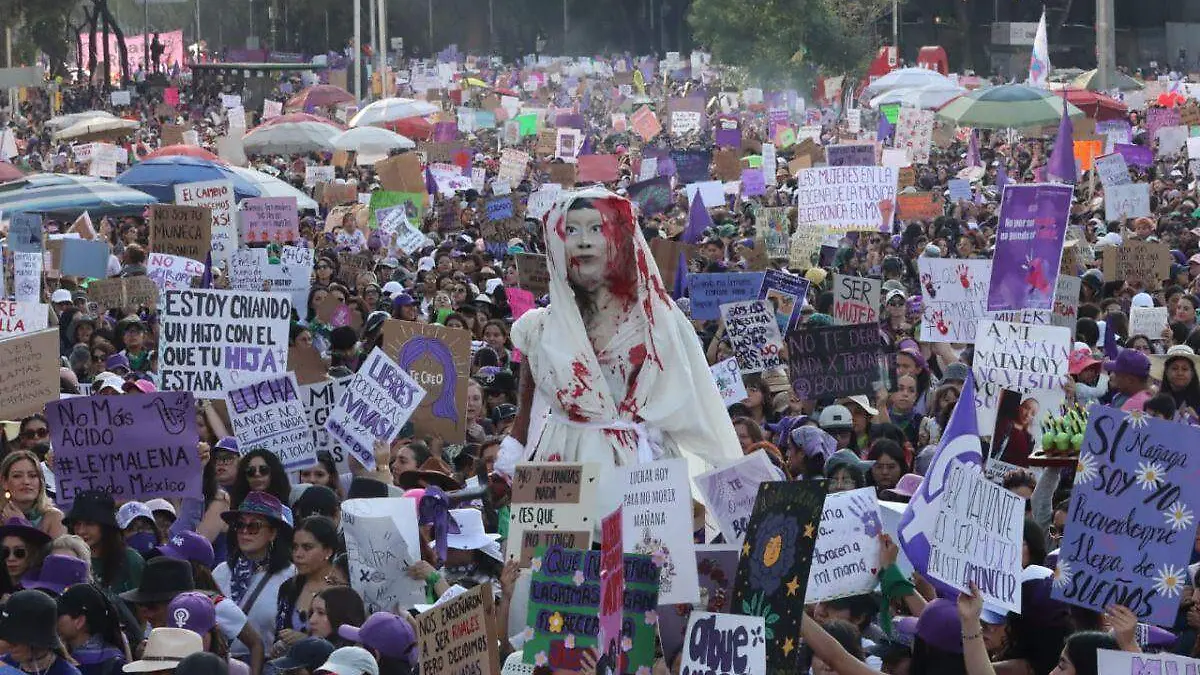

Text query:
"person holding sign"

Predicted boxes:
[[494, 188, 741, 521]]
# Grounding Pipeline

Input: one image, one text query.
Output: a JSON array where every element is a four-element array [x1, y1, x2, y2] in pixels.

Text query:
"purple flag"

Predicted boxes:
[[425, 165, 437, 195], [877, 113, 894, 144], [898, 366, 982, 597], [1103, 313, 1119, 359], [967, 130, 981, 168], [995, 161, 1009, 191], [986, 183, 1072, 312], [200, 251, 213, 289], [682, 191, 712, 244], [672, 248, 689, 300], [1046, 96, 1077, 184]]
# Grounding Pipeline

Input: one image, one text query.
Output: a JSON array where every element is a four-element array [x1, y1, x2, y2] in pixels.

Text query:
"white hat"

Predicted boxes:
[[145, 498, 177, 518], [843, 394, 880, 417], [123, 628, 203, 672], [1131, 292, 1154, 308], [413, 584, 469, 614], [381, 281, 404, 298], [51, 289, 73, 304], [94, 372, 126, 393], [446, 508, 502, 561], [117, 501, 155, 530], [316, 647, 379, 675]]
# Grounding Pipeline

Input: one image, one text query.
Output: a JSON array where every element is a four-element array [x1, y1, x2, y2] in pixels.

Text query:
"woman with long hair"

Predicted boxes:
[[56, 583, 129, 675], [230, 449, 291, 510], [0, 450, 65, 538], [0, 590, 83, 675], [64, 490, 143, 595], [0, 517, 51, 598], [1153, 346, 1200, 421], [15, 414, 49, 452], [273, 517, 343, 655], [305, 586, 367, 647], [480, 319, 513, 369], [299, 452, 344, 500]]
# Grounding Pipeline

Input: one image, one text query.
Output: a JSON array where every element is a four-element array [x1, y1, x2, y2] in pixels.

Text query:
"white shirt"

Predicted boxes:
[[212, 562, 296, 657]]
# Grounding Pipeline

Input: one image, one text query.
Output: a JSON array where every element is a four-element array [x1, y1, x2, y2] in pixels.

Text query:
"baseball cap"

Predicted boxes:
[[56, 583, 112, 627], [51, 289, 73, 304], [116, 501, 155, 530], [381, 281, 404, 298], [338, 612, 416, 660], [93, 373, 126, 394], [316, 646, 379, 675], [157, 531, 215, 569], [1103, 349, 1151, 378], [271, 638, 335, 672], [166, 592, 216, 634], [1068, 348, 1102, 376], [392, 293, 416, 308], [145, 499, 177, 519], [818, 405, 853, 432]]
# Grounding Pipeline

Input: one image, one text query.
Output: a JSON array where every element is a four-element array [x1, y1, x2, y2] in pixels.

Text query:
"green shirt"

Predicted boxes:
[[92, 548, 145, 595]]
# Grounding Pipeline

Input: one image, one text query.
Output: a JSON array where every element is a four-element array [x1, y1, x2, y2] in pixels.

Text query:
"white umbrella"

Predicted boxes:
[[330, 126, 416, 152], [869, 83, 966, 110], [865, 67, 955, 96], [226, 165, 319, 211], [348, 98, 440, 128], [46, 110, 117, 130], [53, 116, 139, 141], [242, 117, 343, 155]]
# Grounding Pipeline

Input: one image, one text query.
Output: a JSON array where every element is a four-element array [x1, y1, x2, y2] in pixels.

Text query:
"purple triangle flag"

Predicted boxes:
[[996, 161, 1009, 191], [877, 113, 895, 144], [1046, 97, 1077, 184], [425, 165, 437, 195], [682, 191, 712, 244], [200, 251, 213, 289], [671, 248, 689, 300]]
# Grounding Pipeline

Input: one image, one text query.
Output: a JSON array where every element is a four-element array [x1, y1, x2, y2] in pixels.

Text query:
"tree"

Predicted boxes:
[[688, 0, 889, 85]]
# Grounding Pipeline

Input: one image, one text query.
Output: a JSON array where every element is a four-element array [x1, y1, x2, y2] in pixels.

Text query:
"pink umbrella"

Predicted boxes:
[[284, 85, 355, 112], [144, 145, 225, 163]]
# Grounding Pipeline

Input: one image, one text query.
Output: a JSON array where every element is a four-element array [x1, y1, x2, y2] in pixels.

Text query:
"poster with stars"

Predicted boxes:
[[731, 480, 826, 673], [1051, 405, 1200, 625]]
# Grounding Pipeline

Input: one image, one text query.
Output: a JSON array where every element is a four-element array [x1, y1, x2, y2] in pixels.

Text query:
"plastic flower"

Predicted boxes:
[[1136, 461, 1166, 490], [1052, 559, 1072, 589], [547, 612, 565, 633], [572, 570, 585, 586], [644, 610, 658, 625], [1165, 502, 1195, 532], [530, 557, 543, 573], [1155, 564, 1186, 598], [564, 634, 575, 649], [1125, 410, 1150, 429], [621, 636, 633, 652], [1074, 453, 1097, 486], [534, 652, 548, 666]]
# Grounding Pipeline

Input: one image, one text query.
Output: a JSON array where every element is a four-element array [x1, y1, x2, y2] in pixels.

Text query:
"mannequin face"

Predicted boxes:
[[564, 208, 609, 291]]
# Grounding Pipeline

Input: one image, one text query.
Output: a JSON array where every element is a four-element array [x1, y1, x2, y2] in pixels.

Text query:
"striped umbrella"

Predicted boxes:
[[936, 84, 1085, 129], [0, 174, 158, 218]]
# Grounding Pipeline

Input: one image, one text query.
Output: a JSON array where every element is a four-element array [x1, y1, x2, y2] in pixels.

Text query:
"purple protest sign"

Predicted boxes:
[[741, 168, 766, 196], [715, 115, 741, 148], [241, 197, 299, 244], [48, 392, 202, 506], [1115, 143, 1154, 168], [1052, 405, 1200, 625], [433, 122, 458, 142], [1146, 108, 1181, 142], [986, 183, 1071, 312]]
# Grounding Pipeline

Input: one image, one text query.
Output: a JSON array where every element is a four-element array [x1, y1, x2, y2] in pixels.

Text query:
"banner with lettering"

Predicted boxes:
[[225, 373, 315, 470], [506, 462, 600, 566], [324, 347, 426, 470], [619, 459, 699, 605], [174, 180, 236, 264], [917, 259, 991, 343], [786, 323, 883, 399], [720, 299, 785, 375], [987, 184, 1071, 312]]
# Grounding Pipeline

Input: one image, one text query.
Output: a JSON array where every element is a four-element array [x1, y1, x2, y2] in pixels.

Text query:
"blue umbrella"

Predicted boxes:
[[116, 156, 262, 203], [0, 174, 158, 218]]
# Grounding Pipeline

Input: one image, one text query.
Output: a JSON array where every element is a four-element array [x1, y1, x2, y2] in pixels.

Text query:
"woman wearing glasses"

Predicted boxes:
[[0, 451, 65, 538], [0, 517, 50, 599], [230, 449, 291, 510], [213, 491, 296, 666], [16, 415, 49, 451]]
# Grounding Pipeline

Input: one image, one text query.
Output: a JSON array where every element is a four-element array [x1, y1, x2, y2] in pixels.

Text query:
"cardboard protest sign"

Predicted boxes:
[[159, 290, 292, 398], [918, 259, 991, 343], [60, 239, 109, 278], [732, 481, 826, 672], [896, 192, 943, 221], [972, 320, 1071, 392], [679, 612, 766, 675], [794, 166, 898, 232], [1052, 406, 1200, 624], [507, 462, 600, 566], [832, 274, 881, 325], [342, 497, 425, 612], [988, 184, 1071, 312], [1105, 183, 1151, 222], [824, 144, 875, 167], [240, 197, 299, 244], [721, 299, 785, 374], [9, 213, 44, 253], [1094, 153, 1131, 187], [1129, 306, 1169, 338], [515, 253, 550, 296], [226, 373, 314, 470], [0, 330, 59, 421], [807, 487, 883, 603], [417, 584, 499, 675], [924, 464, 1024, 611], [577, 154, 619, 183], [48, 392, 202, 506], [1102, 240, 1171, 283], [710, 357, 748, 407], [86, 277, 158, 313], [325, 347, 425, 470], [598, 507, 625, 663], [380, 320, 471, 442], [149, 205, 212, 263], [0, 302, 48, 337], [713, 148, 743, 181], [524, 546, 659, 674], [760, 208, 790, 259], [1052, 275, 1082, 332], [672, 150, 713, 185], [619, 459, 699, 605], [695, 450, 781, 548], [787, 323, 883, 399], [630, 105, 661, 141], [300, 376, 353, 474], [688, 272, 766, 321], [1096, 649, 1200, 675], [174, 180, 235, 263]]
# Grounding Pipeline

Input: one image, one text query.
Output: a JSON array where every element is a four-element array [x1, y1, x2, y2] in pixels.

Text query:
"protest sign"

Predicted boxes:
[[325, 347, 425, 470], [226, 373, 314, 470], [1105, 183, 1151, 222], [515, 253, 551, 296], [1096, 649, 1200, 675], [599, 507, 625, 662], [149, 205, 212, 263], [794, 166, 898, 232], [577, 154, 620, 183], [159, 290, 292, 398], [1051, 275, 1082, 332], [86, 277, 158, 313], [146, 252, 206, 292], [832, 274, 881, 325], [695, 450, 781, 548], [679, 612, 766, 675], [507, 462, 600, 566], [1094, 153, 1131, 187], [987, 184, 1071, 312], [896, 192, 943, 221], [658, 546, 741, 663], [807, 487, 883, 603], [1052, 406, 1200, 624], [760, 207, 790, 259], [1115, 143, 1154, 168], [825, 144, 875, 167], [9, 213, 44, 253], [619, 459, 699, 605], [48, 392, 201, 506], [174, 181, 235, 263], [787, 323, 883, 399], [789, 226, 827, 270], [524, 546, 659, 674], [688, 272, 766, 321], [380, 320, 472, 442], [0, 302, 47, 337], [240, 197, 299, 244], [630, 105, 661, 141], [304, 165, 335, 188], [300, 376, 353, 474], [1129, 306, 1169, 338], [710, 357, 748, 407], [732, 480, 826, 672], [341, 497, 425, 613], [0, 330, 59, 421], [721, 299, 785, 374], [417, 585, 498, 675], [972, 319, 1071, 391], [1102, 240, 1171, 283], [13, 252, 41, 303], [918, 259, 991, 343], [895, 108, 934, 164], [923, 464, 1024, 611], [671, 150, 713, 184], [60, 239, 109, 278]]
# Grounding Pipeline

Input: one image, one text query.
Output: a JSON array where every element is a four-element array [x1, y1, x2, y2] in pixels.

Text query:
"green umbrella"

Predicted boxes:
[[936, 84, 1086, 129], [1069, 69, 1145, 92]]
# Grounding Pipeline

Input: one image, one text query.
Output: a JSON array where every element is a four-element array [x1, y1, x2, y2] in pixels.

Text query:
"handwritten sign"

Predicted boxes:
[[325, 347, 425, 470], [240, 197, 299, 244], [1105, 183, 1151, 222], [694, 451, 781, 548], [380, 320, 472, 442], [832, 274, 881, 325], [1129, 306, 1169, 338], [8, 213, 44, 253], [895, 108, 934, 164], [679, 612, 765, 675], [918, 259, 991, 343], [1102, 240, 1171, 284], [598, 507, 625, 665], [689, 272, 766, 321], [341, 497, 424, 612], [619, 459, 698, 605], [794, 166, 898, 232], [174, 180, 235, 264], [0, 330, 59, 421], [1052, 406, 1200, 624], [0, 302, 48, 337], [149, 205, 212, 263], [507, 462, 599, 566], [1096, 650, 1200, 675], [417, 584, 498, 675], [710, 357, 748, 407], [146, 252, 206, 292], [299, 376, 352, 472], [226, 373, 314, 470], [787, 323, 882, 399], [896, 192, 943, 221], [972, 319, 1071, 392], [824, 144, 875, 167], [721, 299, 785, 374], [87, 277, 158, 313], [1094, 153, 1131, 188], [48, 392, 201, 506], [808, 487, 883, 602]]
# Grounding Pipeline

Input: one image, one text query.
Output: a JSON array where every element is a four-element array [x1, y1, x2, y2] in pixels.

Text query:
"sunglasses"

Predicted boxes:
[[20, 428, 49, 441], [233, 520, 266, 535], [1, 547, 27, 560], [244, 465, 271, 477]]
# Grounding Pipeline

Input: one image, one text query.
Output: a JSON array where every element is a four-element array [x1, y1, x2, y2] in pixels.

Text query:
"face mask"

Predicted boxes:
[[126, 531, 159, 555]]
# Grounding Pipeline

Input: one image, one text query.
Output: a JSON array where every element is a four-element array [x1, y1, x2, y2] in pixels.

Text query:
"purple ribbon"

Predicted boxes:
[[418, 487, 459, 563]]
